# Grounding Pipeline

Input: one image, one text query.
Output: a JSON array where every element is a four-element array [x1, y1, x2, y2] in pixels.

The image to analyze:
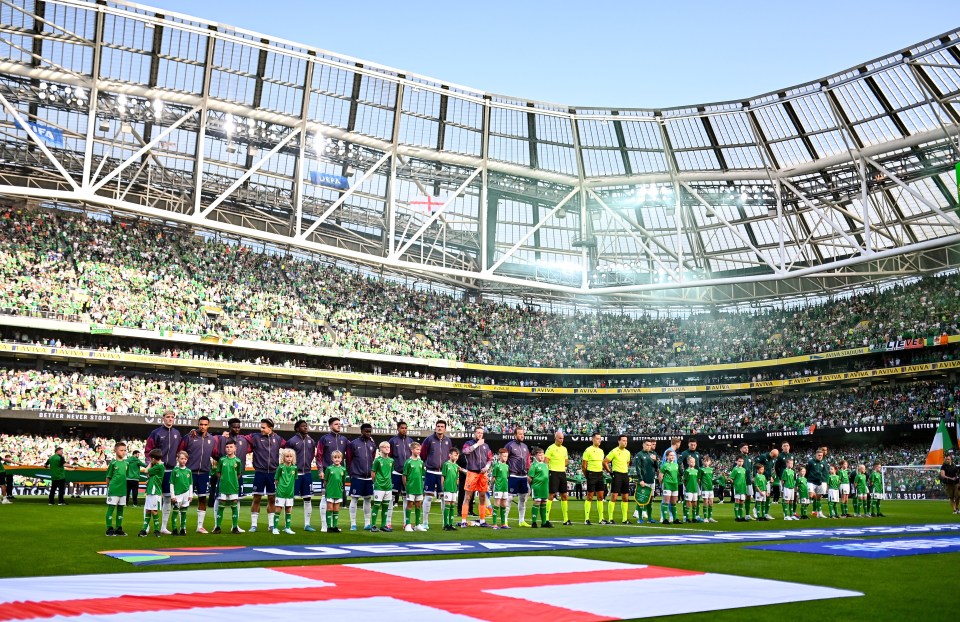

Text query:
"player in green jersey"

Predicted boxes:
[[838, 459, 851, 517], [371, 442, 395, 532], [853, 464, 868, 517], [139, 449, 165, 537], [441, 448, 463, 530], [323, 451, 347, 532], [170, 451, 194, 536], [698, 455, 716, 523], [633, 440, 658, 524], [658, 450, 679, 523], [528, 447, 551, 528], [780, 458, 798, 520], [274, 449, 298, 534], [403, 442, 426, 532], [682, 456, 700, 523], [105, 442, 128, 536], [870, 462, 885, 517], [729, 456, 747, 521], [212, 440, 242, 534], [754, 465, 769, 521], [491, 448, 511, 529]]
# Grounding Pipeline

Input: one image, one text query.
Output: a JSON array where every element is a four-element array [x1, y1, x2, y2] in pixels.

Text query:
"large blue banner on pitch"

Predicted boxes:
[[101, 523, 960, 566], [747, 535, 960, 558]]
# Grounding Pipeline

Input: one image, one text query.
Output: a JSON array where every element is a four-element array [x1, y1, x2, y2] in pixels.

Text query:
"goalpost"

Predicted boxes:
[[881, 465, 947, 500]]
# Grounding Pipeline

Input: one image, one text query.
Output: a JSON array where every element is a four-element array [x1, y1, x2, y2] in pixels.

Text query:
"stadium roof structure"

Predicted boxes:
[[1, 0, 959, 307]]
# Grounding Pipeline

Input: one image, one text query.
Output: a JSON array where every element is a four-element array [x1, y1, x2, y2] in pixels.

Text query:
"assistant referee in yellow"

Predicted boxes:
[[603, 435, 632, 524], [544, 430, 571, 525], [581, 433, 606, 525]]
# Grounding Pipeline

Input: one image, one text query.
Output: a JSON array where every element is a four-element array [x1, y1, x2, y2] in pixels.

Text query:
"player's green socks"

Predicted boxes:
[[683, 505, 689, 521], [415, 507, 422, 525], [116, 506, 124, 528], [659, 499, 666, 521], [841, 501, 848, 516], [745, 498, 752, 518], [152, 514, 160, 533], [333, 511, 340, 528], [874, 498, 881, 515], [171, 509, 178, 532], [584, 500, 591, 522], [380, 502, 388, 528], [285, 513, 291, 529], [405, 508, 411, 525], [215, 506, 223, 528], [670, 503, 677, 521], [180, 509, 187, 529], [561, 500, 569, 522], [231, 504, 239, 527], [106, 506, 115, 529], [539, 504, 547, 524]]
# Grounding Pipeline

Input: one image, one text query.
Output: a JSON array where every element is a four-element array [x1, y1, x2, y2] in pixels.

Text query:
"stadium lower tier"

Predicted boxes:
[[1, 366, 956, 435]]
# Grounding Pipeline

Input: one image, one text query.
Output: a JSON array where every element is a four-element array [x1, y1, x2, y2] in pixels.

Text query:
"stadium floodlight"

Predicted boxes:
[[224, 113, 236, 135], [152, 99, 163, 115], [116, 93, 127, 109], [313, 132, 325, 155]]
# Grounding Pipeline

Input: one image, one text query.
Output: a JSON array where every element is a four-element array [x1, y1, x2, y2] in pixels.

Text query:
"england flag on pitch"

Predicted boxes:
[[0, 556, 859, 621]]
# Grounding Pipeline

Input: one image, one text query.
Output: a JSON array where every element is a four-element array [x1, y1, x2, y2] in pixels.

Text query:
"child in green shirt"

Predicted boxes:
[[105, 442, 128, 536], [274, 448, 298, 535]]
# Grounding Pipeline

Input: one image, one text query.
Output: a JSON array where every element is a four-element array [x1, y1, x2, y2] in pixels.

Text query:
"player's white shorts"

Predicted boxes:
[[275, 497, 294, 508], [144, 494, 161, 511], [828, 489, 840, 503], [766, 482, 772, 493], [734, 493, 746, 501], [782, 488, 795, 502], [405, 494, 424, 502], [701, 490, 714, 500], [492, 491, 509, 500], [173, 492, 192, 508], [816, 483, 828, 496], [106, 496, 126, 507], [800, 496, 810, 505], [325, 496, 343, 504], [685, 492, 699, 502], [840, 484, 850, 495], [871, 492, 884, 500], [442, 491, 457, 503], [218, 493, 239, 502], [373, 489, 391, 502], [754, 492, 766, 502], [745, 485, 754, 496]]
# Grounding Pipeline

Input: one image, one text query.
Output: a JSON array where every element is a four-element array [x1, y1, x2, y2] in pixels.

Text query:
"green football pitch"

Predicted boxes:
[[1, 496, 956, 621]]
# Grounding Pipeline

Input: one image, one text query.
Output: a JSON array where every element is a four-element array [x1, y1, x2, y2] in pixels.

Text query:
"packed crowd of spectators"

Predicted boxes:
[[3, 206, 959, 369], [2, 365, 956, 435], [0, 433, 145, 469]]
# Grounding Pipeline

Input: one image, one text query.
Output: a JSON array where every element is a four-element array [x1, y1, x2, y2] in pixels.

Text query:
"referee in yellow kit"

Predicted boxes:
[[544, 431, 571, 525], [604, 435, 632, 524], [581, 433, 606, 525]]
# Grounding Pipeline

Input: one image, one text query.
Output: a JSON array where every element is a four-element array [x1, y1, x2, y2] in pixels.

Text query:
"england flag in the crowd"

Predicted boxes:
[[0, 556, 859, 621]]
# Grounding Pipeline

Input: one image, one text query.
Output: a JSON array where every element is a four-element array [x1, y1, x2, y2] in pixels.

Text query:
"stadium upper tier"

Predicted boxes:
[[1, 366, 954, 434], [0, 0, 959, 306], [3, 206, 960, 369]]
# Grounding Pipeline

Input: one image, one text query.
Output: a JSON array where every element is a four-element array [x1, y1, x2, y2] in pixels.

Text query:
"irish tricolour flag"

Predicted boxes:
[[926, 419, 954, 467]]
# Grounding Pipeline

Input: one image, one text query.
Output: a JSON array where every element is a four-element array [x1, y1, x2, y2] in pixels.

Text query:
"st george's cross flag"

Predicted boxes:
[[0, 556, 860, 621]]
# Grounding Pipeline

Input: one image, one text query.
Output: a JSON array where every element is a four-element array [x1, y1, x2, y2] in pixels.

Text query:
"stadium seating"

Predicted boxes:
[[2, 206, 959, 369], [1, 367, 955, 434]]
